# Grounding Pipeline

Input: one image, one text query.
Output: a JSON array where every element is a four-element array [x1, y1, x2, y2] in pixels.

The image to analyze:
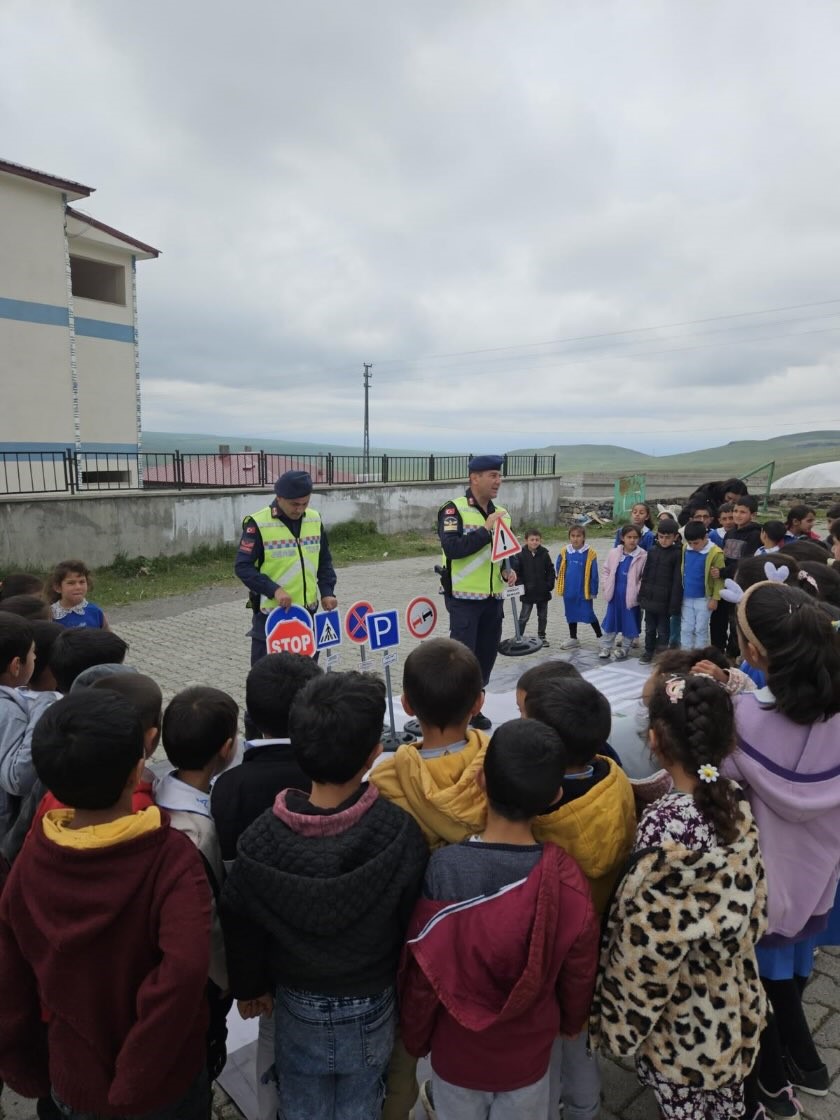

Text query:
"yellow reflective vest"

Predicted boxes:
[[442, 496, 510, 600], [247, 505, 322, 611]]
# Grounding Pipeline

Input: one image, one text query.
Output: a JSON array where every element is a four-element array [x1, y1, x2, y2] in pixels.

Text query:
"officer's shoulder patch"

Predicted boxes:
[[245, 524, 257, 534], [443, 505, 456, 516], [442, 516, 459, 533]]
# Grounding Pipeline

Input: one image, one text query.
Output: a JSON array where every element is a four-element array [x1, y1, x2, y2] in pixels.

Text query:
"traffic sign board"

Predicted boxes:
[[266, 617, 316, 658], [405, 596, 437, 640], [265, 604, 315, 633], [491, 519, 522, 562], [314, 609, 342, 650], [367, 610, 400, 651], [344, 600, 374, 644]]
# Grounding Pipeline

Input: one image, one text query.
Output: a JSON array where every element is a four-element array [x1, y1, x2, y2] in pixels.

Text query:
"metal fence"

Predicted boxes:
[[0, 448, 559, 496]]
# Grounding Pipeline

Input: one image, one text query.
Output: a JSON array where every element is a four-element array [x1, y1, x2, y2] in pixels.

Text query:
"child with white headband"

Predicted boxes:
[[723, 579, 840, 1118], [591, 673, 766, 1120]]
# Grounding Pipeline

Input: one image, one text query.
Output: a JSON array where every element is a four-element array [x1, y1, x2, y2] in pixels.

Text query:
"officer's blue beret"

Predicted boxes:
[[468, 454, 504, 474], [274, 470, 313, 498]]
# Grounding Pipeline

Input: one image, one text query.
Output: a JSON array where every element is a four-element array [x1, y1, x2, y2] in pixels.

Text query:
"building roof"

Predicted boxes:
[[0, 158, 94, 200], [66, 207, 161, 259]]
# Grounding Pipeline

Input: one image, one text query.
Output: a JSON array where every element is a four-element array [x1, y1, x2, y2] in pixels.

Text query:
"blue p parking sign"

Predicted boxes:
[[366, 610, 400, 651]]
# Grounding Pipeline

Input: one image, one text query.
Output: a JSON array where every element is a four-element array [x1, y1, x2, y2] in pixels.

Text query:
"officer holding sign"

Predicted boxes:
[[235, 470, 337, 663], [437, 454, 516, 729]]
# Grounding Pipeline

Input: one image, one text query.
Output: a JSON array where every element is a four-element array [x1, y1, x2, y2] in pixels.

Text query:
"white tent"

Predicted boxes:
[[772, 461, 840, 490]]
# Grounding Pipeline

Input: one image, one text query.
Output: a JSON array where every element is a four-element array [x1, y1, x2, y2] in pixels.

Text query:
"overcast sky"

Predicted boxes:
[[3, 0, 840, 453]]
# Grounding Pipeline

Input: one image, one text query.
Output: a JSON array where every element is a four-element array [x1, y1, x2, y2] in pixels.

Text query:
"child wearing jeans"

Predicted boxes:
[[556, 526, 602, 650], [591, 674, 766, 1119], [221, 672, 428, 1120], [599, 525, 647, 660], [400, 720, 599, 1120], [680, 522, 725, 649]]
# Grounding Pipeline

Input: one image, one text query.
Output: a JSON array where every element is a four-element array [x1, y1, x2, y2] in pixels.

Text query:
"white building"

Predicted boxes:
[[0, 159, 159, 491]]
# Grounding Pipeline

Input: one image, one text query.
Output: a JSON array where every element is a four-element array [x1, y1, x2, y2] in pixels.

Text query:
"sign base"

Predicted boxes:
[[381, 728, 419, 752], [498, 635, 544, 658], [402, 718, 422, 738]]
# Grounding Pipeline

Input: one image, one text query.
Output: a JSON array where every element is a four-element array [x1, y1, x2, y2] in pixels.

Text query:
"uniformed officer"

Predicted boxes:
[[235, 470, 337, 664], [438, 454, 516, 729]]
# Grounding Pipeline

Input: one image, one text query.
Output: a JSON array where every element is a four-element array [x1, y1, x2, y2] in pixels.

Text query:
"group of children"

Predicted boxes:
[[0, 513, 840, 1120], [512, 497, 840, 663]]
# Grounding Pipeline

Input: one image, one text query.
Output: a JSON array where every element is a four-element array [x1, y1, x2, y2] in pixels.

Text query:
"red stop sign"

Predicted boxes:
[[266, 618, 316, 658]]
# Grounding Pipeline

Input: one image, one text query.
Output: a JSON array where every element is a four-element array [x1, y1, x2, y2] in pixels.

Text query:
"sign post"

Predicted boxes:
[[367, 609, 417, 750], [493, 522, 543, 658]]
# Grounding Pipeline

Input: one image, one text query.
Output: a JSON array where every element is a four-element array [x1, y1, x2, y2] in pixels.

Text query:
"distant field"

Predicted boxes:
[[141, 429, 840, 481]]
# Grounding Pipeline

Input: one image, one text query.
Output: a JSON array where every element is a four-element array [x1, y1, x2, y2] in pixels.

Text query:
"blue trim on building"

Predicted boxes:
[[0, 442, 139, 454], [74, 318, 135, 343], [0, 297, 69, 327]]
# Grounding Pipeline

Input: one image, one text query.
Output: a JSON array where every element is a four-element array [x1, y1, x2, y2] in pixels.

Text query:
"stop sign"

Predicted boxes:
[[266, 618, 316, 657]]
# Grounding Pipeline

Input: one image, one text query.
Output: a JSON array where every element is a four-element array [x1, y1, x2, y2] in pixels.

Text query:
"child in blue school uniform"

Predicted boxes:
[[599, 526, 647, 661], [613, 503, 655, 552], [48, 560, 108, 630], [556, 526, 603, 650]]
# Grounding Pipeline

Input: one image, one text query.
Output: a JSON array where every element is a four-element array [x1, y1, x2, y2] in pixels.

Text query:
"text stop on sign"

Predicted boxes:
[[266, 618, 316, 658]]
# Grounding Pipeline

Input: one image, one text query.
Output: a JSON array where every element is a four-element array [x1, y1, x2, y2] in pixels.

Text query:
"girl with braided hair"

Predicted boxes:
[[723, 580, 840, 1116], [591, 674, 766, 1119]]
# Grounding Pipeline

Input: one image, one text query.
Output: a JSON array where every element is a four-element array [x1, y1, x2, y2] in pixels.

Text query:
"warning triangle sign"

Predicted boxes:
[[491, 519, 522, 562], [319, 619, 339, 644]]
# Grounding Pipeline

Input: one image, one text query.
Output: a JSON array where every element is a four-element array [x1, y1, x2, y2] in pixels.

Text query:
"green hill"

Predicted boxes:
[[140, 432, 434, 457]]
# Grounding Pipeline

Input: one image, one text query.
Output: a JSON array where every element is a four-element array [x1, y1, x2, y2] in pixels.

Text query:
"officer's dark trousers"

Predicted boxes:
[[446, 596, 504, 687], [250, 611, 268, 665]]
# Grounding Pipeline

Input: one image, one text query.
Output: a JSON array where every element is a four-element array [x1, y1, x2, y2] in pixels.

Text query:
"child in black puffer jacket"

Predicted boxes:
[[510, 529, 555, 646], [637, 519, 683, 662]]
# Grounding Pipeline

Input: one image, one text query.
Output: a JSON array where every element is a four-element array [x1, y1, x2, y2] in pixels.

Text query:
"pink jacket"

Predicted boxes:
[[601, 546, 647, 608]]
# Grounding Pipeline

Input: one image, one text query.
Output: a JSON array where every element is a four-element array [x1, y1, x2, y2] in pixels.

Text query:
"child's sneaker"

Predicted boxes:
[[613, 646, 629, 661], [638, 651, 653, 664], [784, 1052, 829, 1096], [598, 648, 612, 660], [419, 1079, 436, 1119], [756, 1080, 801, 1118], [560, 638, 580, 650]]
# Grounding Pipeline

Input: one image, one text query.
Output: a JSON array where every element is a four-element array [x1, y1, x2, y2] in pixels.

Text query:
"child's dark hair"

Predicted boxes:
[[648, 674, 742, 844], [798, 562, 840, 608], [523, 678, 611, 766], [48, 560, 93, 603], [0, 614, 34, 673], [162, 686, 239, 770], [289, 671, 386, 783], [0, 594, 51, 620], [830, 518, 840, 541], [524, 528, 542, 539], [656, 518, 679, 536], [517, 660, 581, 696], [653, 646, 730, 675], [631, 502, 654, 529], [735, 553, 804, 593], [402, 638, 483, 731], [28, 620, 63, 687], [785, 504, 815, 530], [568, 525, 586, 538], [778, 539, 830, 565], [761, 520, 786, 546], [827, 503, 840, 522], [620, 523, 640, 541], [246, 653, 322, 738], [738, 583, 840, 723], [734, 495, 758, 515], [91, 673, 163, 733], [717, 501, 734, 515], [483, 720, 566, 821], [722, 478, 748, 497], [683, 521, 707, 542], [32, 691, 143, 810], [0, 572, 43, 600], [50, 629, 128, 693]]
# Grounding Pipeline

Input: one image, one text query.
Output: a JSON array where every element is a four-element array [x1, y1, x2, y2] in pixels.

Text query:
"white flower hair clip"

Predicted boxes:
[[665, 677, 686, 704], [798, 570, 819, 592], [720, 578, 743, 604], [697, 763, 719, 784]]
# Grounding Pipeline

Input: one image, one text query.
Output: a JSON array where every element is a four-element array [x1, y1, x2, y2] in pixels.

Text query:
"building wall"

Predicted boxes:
[[0, 176, 75, 447]]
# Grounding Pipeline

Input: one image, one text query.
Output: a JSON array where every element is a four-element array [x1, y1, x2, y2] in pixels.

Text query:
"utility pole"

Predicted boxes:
[[363, 362, 372, 476]]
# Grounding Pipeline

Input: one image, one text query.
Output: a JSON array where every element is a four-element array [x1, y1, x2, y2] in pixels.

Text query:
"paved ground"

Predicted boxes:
[[3, 535, 840, 1119]]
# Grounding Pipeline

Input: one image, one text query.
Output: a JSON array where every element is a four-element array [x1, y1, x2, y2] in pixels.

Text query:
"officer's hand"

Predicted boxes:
[[484, 511, 503, 530], [321, 596, 338, 611], [502, 567, 518, 584], [273, 587, 292, 609]]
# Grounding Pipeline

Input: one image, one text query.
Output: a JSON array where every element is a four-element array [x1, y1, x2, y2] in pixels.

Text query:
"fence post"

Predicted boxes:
[[382, 455, 389, 484], [64, 448, 76, 495], [327, 453, 334, 485], [553, 453, 557, 475], [429, 454, 435, 482], [258, 451, 267, 488], [533, 453, 538, 477], [174, 451, 183, 490], [502, 454, 508, 477]]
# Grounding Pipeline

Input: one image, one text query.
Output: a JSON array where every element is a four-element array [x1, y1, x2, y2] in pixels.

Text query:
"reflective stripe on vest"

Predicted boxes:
[[443, 496, 510, 599], [247, 506, 322, 611]]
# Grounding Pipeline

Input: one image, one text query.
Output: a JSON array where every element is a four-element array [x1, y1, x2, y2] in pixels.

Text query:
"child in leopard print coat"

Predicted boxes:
[[590, 673, 767, 1120]]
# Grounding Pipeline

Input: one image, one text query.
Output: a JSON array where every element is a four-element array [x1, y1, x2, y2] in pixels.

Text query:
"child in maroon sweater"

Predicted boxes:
[[0, 690, 212, 1119]]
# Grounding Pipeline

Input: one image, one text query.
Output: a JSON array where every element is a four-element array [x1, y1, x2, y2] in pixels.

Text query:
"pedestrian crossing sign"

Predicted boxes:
[[490, 519, 522, 562], [315, 609, 342, 650]]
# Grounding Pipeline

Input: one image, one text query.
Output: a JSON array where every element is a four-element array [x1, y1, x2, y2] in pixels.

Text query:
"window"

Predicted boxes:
[[69, 256, 126, 305]]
